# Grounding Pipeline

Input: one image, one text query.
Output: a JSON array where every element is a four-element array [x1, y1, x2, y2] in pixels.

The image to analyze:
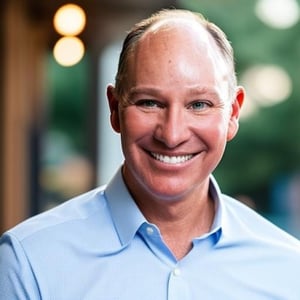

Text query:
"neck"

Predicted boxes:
[[133, 184, 215, 260]]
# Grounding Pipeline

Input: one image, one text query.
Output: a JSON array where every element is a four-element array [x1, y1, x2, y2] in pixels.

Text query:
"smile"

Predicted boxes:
[[150, 152, 194, 164]]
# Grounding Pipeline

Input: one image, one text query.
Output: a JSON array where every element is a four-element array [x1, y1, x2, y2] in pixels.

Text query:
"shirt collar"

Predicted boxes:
[[104, 168, 147, 246], [105, 169, 225, 246], [208, 175, 224, 242], [209, 175, 240, 246]]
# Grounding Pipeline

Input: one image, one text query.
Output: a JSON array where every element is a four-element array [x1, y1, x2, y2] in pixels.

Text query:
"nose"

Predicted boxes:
[[154, 106, 191, 148]]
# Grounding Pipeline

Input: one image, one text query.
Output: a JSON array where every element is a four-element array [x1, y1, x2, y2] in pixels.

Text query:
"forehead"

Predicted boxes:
[[115, 15, 235, 103], [129, 19, 229, 83], [132, 19, 228, 72], [122, 19, 231, 102]]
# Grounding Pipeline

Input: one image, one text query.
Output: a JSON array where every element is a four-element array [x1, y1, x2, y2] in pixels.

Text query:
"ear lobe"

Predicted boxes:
[[107, 85, 121, 133], [227, 86, 245, 141]]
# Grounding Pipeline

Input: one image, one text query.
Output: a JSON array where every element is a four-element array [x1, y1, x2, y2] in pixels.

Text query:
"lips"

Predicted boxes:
[[150, 152, 194, 164]]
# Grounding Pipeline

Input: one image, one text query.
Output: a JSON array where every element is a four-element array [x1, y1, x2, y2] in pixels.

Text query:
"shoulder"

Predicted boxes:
[[3, 186, 110, 243], [0, 185, 124, 284], [217, 194, 300, 292], [221, 194, 300, 249], [0, 185, 121, 299]]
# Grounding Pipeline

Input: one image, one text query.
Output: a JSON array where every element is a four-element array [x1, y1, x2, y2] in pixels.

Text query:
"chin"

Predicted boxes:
[[145, 183, 194, 202]]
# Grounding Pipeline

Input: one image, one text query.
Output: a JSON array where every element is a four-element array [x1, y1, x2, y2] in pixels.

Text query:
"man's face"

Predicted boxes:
[[108, 22, 244, 203]]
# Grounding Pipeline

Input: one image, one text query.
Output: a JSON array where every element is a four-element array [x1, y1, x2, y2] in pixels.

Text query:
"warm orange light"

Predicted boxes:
[[53, 4, 86, 36], [53, 36, 85, 67]]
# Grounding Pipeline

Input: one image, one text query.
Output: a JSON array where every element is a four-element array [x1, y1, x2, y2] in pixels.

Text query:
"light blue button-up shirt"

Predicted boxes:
[[1, 168, 300, 299]]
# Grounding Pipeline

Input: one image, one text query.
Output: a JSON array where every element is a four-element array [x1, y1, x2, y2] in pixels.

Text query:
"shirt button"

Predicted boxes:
[[173, 268, 181, 276], [146, 226, 154, 235]]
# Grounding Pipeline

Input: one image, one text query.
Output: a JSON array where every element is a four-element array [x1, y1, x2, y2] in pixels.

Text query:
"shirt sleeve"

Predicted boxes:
[[0, 232, 41, 299]]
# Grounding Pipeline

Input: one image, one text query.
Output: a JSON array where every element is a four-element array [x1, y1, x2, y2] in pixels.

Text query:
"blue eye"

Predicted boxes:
[[143, 100, 157, 107], [190, 101, 210, 110], [136, 99, 161, 108]]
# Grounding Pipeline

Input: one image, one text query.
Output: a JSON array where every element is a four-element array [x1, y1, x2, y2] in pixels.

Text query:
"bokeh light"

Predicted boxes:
[[241, 64, 292, 105], [255, 0, 300, 29], [53, 36, 85, 67], [53, 3, 86, 36], [240, 64, 292, 118]]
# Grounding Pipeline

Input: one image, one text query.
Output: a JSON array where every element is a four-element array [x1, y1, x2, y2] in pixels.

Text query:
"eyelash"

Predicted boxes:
[[134, 99, 213, 111], [189, 101, 212, 110], [135, 99, 162, 108]]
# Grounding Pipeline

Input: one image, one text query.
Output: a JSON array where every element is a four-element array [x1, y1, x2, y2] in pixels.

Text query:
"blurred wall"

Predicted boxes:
[[1, 0, 46, 232]]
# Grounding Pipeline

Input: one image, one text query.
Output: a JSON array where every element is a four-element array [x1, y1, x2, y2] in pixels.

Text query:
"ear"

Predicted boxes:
[[227, 86, 245, 141], [107, 84, 121, 133]]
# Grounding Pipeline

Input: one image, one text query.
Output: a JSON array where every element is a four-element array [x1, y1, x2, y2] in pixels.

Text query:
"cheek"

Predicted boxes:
[[195, 115, 229, 141], [120, 109, 152, 142]]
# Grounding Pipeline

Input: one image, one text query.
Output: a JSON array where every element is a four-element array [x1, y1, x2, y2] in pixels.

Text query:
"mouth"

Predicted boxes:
[[150, 152, 194, 164]]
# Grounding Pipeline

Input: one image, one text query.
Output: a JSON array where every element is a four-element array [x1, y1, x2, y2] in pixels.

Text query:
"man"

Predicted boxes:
[[1, 8, 300, 299]]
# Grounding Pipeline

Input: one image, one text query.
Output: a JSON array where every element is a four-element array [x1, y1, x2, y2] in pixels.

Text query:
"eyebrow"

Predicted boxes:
[[128, 86, 220, 99], [128, 87, 162, 99]]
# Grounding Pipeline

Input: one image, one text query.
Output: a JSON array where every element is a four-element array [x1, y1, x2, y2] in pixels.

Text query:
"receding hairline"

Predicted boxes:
[[114, 9, 237, 100], [131, 9, 229, 48], [138, 9, 209, 29], [138, 16, 214, 47]]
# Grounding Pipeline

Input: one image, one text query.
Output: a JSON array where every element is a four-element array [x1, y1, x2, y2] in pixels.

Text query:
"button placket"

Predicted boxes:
[[172, 267, 181, 276], [168, 265, 191, 300]]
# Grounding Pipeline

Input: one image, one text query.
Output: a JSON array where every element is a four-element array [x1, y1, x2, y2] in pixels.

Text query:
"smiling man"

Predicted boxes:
[[106, 13, 244, 260], [1, 8, 300, 300]]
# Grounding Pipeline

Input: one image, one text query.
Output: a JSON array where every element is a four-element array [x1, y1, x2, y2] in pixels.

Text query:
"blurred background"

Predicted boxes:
[[1, 0, 300, 237]]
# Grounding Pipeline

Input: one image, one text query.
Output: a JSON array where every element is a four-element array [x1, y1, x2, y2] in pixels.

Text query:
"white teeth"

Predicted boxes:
[[151, 153, 193, 164]]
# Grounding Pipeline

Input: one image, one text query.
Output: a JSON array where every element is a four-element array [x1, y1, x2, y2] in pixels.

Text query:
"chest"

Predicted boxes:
[[34, 234, 300, 300]]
